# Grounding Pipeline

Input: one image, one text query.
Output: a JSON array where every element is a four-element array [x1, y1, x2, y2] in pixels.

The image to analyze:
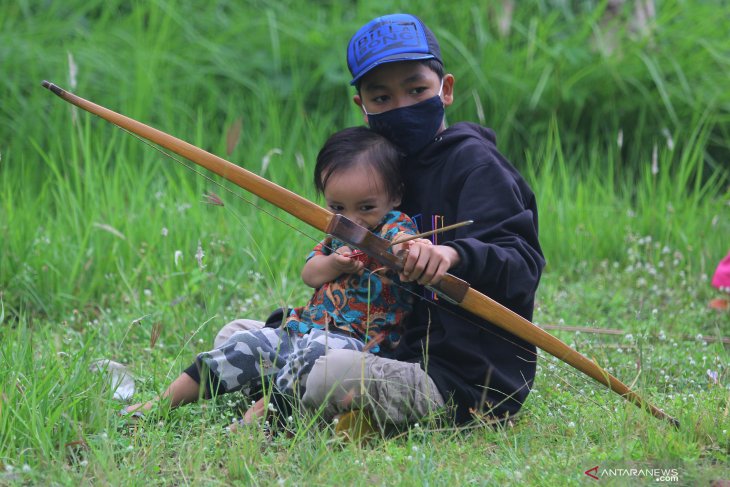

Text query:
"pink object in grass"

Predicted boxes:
[[711, 251, 730, 292]]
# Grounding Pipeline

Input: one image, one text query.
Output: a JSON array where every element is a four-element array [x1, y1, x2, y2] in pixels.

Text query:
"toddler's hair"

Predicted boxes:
[[314, 126, 402, 200]]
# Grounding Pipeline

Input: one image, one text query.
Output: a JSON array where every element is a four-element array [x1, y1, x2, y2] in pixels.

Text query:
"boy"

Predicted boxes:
[[124, 127, 423, 421], [300, 14, 545, 425], [217, 13, 544, 427]]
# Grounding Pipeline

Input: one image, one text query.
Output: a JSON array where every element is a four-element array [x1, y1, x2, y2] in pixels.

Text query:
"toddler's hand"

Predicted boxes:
[[332, 246, 365, 275]]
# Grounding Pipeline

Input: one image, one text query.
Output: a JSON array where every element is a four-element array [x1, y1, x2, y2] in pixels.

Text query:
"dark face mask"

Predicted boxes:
[[364, 83, 445, 156]]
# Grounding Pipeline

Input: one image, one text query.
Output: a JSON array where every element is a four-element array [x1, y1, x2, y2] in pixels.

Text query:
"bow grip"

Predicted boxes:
[[326, 214, 469, 303]]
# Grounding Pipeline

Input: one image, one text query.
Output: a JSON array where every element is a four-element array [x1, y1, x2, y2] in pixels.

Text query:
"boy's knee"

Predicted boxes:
[[302, 349, 365, 408], [213, 319, 264, 348]]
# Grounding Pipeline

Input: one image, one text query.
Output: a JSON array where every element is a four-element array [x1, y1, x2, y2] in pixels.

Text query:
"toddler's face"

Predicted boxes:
[[323, 163, 400, 230]]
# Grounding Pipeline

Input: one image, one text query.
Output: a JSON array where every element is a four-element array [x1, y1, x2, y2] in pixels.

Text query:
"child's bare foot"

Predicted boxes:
[[120, 399, 157, 418], [120, 371, 201, 419], [228, 398, 267, 433]]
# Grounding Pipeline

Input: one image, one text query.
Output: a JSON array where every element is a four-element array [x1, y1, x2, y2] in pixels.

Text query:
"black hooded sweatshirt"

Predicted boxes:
[[394, 122, 545, 424]]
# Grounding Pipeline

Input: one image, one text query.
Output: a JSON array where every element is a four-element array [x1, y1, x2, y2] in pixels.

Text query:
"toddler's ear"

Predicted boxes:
[[392, 183, 404, 207]]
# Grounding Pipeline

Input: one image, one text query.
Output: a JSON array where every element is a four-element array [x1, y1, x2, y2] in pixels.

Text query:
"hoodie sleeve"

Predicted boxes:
[[442, 150, 544, 310]]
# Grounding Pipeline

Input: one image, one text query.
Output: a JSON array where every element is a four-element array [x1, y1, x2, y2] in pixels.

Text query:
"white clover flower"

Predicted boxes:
[[568, 422, 576, 428], [126, 445, 134, 451], [267, 402, 277, 412], [707, 370, 719, 384], [332, 418, 339, 425], [411, 445, 419, 452], [195, 241, 205, 269], [161, 227, 168, 237]]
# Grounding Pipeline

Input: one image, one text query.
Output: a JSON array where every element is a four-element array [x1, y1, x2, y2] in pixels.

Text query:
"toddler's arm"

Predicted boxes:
[[301, 245, 364, 288]]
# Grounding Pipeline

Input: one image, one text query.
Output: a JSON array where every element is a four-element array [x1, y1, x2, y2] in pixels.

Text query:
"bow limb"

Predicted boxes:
[[459, 290, 678, 426], [41, 81, 678, 427], [40, 81, 332, 232]]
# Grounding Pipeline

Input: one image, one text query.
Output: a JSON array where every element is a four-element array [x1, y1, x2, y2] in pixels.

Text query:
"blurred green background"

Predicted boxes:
[[1, 0, 728, 320]]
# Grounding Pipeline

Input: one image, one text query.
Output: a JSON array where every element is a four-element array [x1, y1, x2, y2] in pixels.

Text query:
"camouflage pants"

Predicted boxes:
[[199, 327, 365, 397], [214, 319, 445, 426]]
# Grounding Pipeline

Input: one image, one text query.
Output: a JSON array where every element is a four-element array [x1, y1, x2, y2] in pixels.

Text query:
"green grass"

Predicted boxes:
[[1, 0, 729, 485]]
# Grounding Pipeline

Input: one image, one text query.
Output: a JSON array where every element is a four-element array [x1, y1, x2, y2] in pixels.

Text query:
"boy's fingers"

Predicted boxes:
[[401, 246, 417, 277], [418, 258, 444, 285], [409, 248, 431, 282], [423, 260, 450, 286]]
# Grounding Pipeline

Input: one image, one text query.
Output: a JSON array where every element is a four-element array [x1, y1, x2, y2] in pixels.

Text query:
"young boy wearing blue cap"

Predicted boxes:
[[214, 13, 544, 429], [300, 14, 545, 427]]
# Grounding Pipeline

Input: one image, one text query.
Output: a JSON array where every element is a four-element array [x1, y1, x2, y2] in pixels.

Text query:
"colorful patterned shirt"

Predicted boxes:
[[285, 211, 417, 353]]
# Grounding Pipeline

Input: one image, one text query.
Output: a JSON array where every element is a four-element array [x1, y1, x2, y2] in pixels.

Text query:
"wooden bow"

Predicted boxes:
[[41, 81, 678, 427]]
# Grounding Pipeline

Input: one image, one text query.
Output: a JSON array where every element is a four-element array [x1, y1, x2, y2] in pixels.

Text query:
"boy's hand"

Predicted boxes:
[[395, 239, 460, 285], [332, 246, 365, 275]]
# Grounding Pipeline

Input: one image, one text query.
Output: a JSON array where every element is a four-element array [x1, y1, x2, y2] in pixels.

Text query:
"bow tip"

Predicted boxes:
[[41, 80, 64, 96]]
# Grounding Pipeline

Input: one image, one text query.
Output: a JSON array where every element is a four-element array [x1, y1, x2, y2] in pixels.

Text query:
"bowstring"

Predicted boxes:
[[123, 127, 626, 417]]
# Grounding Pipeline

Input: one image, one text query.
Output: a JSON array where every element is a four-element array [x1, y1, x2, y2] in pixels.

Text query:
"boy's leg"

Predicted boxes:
[[200, 327, 292, 394], [274, 329, 365, 396], [301, 349, 445, 426], [125, 371, 200, 414], [213, 318, 265, 348], [124, 326, 285, 416]]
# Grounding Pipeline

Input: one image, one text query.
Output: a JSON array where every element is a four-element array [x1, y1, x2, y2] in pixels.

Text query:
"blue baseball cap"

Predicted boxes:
[[347, 14, 442, 86]]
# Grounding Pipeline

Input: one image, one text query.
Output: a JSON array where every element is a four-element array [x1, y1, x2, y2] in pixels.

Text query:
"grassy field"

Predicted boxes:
[[1, 0, 729, 485]]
